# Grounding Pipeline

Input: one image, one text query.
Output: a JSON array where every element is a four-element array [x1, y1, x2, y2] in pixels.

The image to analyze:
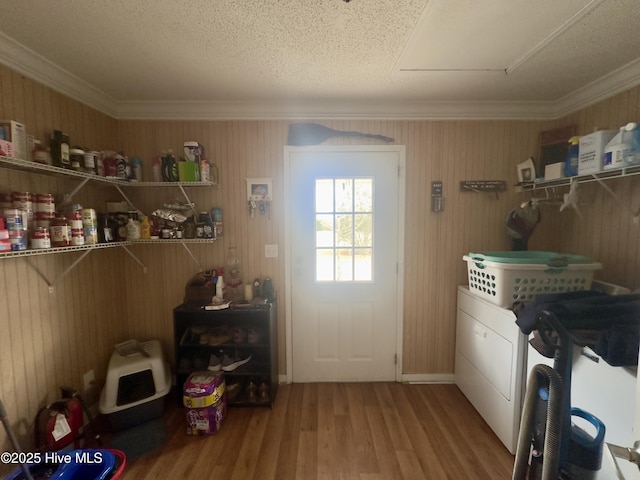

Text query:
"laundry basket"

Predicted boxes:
[[463, 251, 601, 308]]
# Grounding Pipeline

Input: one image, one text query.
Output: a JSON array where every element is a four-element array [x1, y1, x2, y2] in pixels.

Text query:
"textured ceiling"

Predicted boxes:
[[0, 0, 639, 119]]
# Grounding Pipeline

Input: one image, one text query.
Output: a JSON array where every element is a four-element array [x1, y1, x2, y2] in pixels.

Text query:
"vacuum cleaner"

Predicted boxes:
[[512, 318, 606, 479]]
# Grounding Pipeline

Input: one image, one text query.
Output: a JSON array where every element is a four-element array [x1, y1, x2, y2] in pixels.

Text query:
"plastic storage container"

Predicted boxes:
[[4, 449, 125, 480], [603, 122, 638, 170], [99, 340, 171, 430], [463, 251, 601, 308]]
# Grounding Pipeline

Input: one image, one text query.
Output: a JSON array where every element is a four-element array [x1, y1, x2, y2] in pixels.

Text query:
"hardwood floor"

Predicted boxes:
[[119, 383, 515, 480]]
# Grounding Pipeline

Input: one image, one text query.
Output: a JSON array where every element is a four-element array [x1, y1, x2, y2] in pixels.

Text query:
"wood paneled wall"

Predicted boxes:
[[0, 67, 124, 461], [116, 118, 542, 375], [531, 87, 640, 291], [1, 61, 639, 460]]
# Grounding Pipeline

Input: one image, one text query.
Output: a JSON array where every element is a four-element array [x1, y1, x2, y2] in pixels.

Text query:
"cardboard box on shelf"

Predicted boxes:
[[578, 130, 617, 175], [544, 162, 565, 181], [0, 120, 27, 160]]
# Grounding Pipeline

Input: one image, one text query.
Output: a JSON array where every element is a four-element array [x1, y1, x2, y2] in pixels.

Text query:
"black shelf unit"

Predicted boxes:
[[173, 301, 278, 408]]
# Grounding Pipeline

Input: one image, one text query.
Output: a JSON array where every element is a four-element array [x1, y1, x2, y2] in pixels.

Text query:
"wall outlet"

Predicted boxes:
[[265, 244, 278, 258], [83, 369, 95, 392]]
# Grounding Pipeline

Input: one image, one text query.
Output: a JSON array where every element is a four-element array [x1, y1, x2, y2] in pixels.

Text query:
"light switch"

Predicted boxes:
[[265, 244, 279, 258]]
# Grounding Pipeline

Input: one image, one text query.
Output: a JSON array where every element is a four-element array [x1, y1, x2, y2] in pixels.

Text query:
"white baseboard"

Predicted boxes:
[[401, 373, 455, 384], [278, 374, 455, 384]]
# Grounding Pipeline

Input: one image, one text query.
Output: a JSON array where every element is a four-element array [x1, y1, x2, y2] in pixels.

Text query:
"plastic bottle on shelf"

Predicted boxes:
[[563, 136, 580, 177], [49, 130, 70, 168], [215, 271, 225, 300], [126, 217, 141, 240], [140, 216, 151, 240], [624, 122, 640, 165]]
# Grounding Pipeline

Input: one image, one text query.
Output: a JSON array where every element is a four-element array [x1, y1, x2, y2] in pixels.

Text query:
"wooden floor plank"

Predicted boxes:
[[115, 383, 514, 480]]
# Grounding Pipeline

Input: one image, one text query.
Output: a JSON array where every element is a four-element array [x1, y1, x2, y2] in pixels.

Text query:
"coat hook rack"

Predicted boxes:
[[460, 180, 507, 199]]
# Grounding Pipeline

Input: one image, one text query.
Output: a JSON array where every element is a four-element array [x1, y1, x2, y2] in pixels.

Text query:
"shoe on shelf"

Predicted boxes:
[[233, 328, 246, 344], [221, 353, 252, 372], [247, 328, 260, 344], [226, 380, 242, 401], [208, 352, 222, 371], [246, 381, 257, 402], [209, 330, 231, 346], [258, 382, 269, 403]]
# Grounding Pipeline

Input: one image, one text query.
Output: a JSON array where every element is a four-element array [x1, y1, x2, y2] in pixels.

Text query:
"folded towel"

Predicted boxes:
[[595, 324, 640, 366]]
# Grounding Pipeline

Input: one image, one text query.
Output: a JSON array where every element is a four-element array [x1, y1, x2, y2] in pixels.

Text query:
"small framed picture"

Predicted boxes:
[[517, 158, 536, 184], [246, 177, 272, 201]]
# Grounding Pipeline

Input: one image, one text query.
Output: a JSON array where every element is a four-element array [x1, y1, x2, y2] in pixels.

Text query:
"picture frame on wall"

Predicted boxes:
[[517, 157, 536, 185], [246, 177, 272, 201]]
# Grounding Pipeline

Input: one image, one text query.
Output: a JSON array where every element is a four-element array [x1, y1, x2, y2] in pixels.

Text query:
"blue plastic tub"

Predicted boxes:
[[4, 450, 116, 480]]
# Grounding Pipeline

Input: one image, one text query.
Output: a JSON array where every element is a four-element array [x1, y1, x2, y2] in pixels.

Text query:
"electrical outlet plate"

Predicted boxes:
[[265, 244, 278, 258]]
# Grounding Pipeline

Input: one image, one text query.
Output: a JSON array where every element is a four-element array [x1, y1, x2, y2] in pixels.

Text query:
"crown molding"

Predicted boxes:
[[553, 56, 640, 118], [1, 32, 639, 121], [0, 32, 118, 118], [113, 98, 557, 121]]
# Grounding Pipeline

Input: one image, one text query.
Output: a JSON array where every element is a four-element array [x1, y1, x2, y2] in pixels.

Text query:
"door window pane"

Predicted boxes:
[[315, 179, 334, 213], [336, 248, 354, 281], [315, 214, 334, 247], [354, 248, 373, 281], [316, 249, 334, 281], [354, 179, 373, 212], [335, 178, 353, 212], [354, 213, 372, 247], [315, 178, 373, 282], [335, 214, 353, 247]]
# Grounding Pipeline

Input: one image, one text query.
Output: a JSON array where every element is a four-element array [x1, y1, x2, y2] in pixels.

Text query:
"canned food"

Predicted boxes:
[[83, 225, 98, 245], [30, 227, 51, 249], [81, 208, 97, 226], [3, 209, 23, 230], [66, 211, 84, 246], [0, 193, 12, 210], [35, 193, 55, 214], [11, 192, 32, 211], [9, 229, 26, 251]]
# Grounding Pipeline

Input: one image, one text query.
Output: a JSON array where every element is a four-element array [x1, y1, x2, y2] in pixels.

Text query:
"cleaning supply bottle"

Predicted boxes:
[[624, 122, 640, 165], [564, 136, 580, 177], [140, 215, 151, 240]]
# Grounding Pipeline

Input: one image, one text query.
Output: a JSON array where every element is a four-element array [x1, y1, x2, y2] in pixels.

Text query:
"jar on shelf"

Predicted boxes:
[[83, 151, 98, 174], [69, 148, 84, 172], [32, 140, 51, 165], [224, 247, 243, 300], [50, 215, 70, 247]]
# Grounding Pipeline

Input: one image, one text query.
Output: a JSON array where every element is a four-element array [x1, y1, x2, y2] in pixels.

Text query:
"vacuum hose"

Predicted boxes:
[[512, 364, 564, 480]]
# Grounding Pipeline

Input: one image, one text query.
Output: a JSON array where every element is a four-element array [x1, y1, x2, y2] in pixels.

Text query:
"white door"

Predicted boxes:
[[285, 146, 404, 382]]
